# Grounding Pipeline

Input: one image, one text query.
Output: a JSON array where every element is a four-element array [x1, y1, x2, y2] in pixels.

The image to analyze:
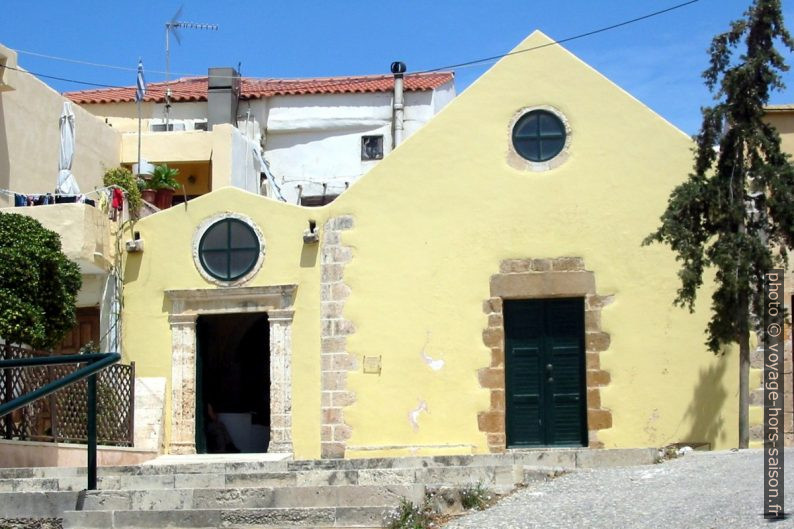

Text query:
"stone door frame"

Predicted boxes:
[[164, 285, 297, 455]]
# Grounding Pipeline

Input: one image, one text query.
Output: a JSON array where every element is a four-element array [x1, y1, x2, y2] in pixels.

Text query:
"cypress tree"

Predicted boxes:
[[644, 0, 794, 448]]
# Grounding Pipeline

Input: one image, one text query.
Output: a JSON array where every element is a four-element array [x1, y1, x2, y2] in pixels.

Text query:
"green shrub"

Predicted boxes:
[[103, 167, 142, 215], [0, 213, 81, 349]]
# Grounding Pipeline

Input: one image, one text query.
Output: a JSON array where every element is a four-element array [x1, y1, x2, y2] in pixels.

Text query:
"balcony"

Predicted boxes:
[[0, 203, 112, 274]]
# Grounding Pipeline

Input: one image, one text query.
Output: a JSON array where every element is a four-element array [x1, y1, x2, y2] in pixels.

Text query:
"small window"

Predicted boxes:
[[301, 195, 339, 207], [512, 110, 566, 162], [361, 135, 384, 161], [198, 218, 260, 281]]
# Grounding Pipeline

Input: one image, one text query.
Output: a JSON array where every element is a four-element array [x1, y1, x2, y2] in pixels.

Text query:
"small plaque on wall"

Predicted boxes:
[[362, 355, 382, 375]]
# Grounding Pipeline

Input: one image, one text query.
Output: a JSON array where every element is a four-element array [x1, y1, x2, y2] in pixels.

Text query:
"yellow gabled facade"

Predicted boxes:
[[122, 31, 740, 459]]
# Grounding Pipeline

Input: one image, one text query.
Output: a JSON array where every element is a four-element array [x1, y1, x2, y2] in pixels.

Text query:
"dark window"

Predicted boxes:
[[198, 218, 260, 281], [512, 110, 566, 162], [361, 135, 384, 160], [301, 194, 339, 207]]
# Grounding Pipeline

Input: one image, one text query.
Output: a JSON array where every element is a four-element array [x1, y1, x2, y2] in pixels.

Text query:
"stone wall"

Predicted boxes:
[[320, 216, 357, 458]]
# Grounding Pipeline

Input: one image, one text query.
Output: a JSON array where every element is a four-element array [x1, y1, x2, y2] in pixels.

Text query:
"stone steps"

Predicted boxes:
[[78, 484, 424, 511], [0, 448, 658, 528], [63, 506, 388, 529], [0, 464, 566, 493]]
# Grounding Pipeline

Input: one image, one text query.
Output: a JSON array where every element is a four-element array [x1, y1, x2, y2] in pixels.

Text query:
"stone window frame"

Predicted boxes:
[[192, 212, 266, 287], [478, 258, 612, 452], [164, 285, 297, 455], [507, 105, 572, 172]]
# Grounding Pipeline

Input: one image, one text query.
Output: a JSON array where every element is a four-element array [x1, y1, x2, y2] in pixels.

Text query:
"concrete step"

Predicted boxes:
[[63, 506, 389, 528], [0, 464, 561, 493], [0, 490, 80, 518], [79, 484, 424, 511], [0, 447, 657, 480]]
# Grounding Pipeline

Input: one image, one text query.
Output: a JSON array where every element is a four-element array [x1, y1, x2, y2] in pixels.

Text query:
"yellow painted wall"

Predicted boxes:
[[122, 31, 739, 458], [0, 46, 121, 198], [121, 189, 322, 458]]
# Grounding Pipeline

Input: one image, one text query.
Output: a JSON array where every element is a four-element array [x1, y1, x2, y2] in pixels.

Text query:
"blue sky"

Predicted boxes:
[[3, 0, 793, 134]]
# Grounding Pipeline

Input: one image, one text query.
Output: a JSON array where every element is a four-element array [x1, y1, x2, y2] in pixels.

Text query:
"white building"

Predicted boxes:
[[66, 68, 455, 205]]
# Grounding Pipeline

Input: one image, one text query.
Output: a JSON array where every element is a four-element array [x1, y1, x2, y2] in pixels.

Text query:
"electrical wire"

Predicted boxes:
[[7, 0, 700, 91]]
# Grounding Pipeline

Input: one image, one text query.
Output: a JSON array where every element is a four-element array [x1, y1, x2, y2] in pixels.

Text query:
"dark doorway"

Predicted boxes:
[[196, 313, 270, 453], [504, 298, 586, 447]]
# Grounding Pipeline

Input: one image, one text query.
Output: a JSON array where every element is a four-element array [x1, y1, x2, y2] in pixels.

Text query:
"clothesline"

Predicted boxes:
[[0, 184, 128, 198]]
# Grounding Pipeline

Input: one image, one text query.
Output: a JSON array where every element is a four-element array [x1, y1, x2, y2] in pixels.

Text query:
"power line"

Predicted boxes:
[[6, 0, 700, 93], [417, 0, 701, 73]]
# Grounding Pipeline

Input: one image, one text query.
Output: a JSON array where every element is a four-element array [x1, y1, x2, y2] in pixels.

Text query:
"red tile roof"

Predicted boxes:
[[64, 72, 454, 105]]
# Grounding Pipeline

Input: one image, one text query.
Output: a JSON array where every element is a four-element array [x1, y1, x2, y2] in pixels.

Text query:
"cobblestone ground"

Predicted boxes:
[[445, 449, 794, 529]]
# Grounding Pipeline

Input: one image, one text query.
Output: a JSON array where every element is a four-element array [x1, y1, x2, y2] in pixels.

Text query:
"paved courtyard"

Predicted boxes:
[[445, 448, 794, 529]]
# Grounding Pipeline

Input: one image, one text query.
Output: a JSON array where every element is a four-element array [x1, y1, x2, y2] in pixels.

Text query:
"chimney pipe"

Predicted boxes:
[[391, 61, 406, 148], [207, 67, 240, 129]]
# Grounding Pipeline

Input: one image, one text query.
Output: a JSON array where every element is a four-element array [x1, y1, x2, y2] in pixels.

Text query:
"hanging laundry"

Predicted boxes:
[[111, 188, 124, 210]]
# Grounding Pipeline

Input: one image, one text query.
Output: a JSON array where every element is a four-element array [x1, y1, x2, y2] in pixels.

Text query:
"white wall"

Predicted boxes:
[[74, 82, 455, 204]]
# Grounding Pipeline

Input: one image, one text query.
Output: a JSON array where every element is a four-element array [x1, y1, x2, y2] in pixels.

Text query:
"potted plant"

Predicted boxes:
[[137, 176, 156, 205], [150, 164, 181, 210], [103, 167, 142, 217]]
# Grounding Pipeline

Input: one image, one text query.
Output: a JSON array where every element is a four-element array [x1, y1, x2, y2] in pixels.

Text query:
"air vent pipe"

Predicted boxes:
[[391, 61, 406, 148]]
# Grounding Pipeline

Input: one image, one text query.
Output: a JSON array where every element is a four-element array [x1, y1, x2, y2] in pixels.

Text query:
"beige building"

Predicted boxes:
[[0, 43, 123, 354]]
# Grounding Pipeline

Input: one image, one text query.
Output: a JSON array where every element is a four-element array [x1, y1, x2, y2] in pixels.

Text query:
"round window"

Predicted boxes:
[[198, 218, 261, 281], [512, 110, 567, 162]]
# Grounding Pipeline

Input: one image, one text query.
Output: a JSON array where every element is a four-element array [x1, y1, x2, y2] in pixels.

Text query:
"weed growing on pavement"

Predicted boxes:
[[460, 482, 494, 511], [384, 497, 436, 529]]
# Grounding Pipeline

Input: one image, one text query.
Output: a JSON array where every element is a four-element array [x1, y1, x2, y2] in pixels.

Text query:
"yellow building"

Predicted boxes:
[[120, 31, 751, 460], [762, 105, 794, 448]]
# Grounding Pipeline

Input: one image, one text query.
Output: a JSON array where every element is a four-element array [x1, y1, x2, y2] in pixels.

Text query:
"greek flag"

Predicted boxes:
[[135, 60, 146, 102]]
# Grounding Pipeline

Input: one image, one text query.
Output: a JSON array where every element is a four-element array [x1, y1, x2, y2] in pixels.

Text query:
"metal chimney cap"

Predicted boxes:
[[390, 61, 407, 75]]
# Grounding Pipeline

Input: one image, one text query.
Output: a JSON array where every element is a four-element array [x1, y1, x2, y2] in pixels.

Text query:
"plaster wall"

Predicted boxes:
[[0, 48, 120, 196], [121, 32, 738, 458], [325, 32, 738, 454]]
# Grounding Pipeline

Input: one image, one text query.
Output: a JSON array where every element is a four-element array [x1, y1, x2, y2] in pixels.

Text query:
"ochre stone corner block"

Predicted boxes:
[[587, 369, 611, 387], [482, 328, 504, 348], [490, 390, 505, 410], [587, 388, 601, 409], [490, 348, 504, 368], [333, 424, 353, 442], [585, 352, 600, 370], [588, 409, 613, 430], [483, 297, 503, 315], [585, 332, 611, 352], [477, 411, 505, 432], [478, 368, 505, 389], [490, 271, 595, 299], [321, 442, 345, 459], [487, 433, 506, 450], [331, 391, 356, 407], [551, 257, 585, 271]]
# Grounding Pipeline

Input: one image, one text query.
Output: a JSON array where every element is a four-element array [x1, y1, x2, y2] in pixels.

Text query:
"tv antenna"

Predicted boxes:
[[164, 6, 218, 128]]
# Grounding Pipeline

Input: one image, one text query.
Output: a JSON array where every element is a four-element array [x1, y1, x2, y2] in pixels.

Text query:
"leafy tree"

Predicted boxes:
[[0, 213, 82, 349], [644, 0, 794, 448], [103, 166, 142, 216]]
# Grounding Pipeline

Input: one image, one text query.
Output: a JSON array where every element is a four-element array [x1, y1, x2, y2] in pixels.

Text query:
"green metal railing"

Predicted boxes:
[[0, 352, 120, 490]]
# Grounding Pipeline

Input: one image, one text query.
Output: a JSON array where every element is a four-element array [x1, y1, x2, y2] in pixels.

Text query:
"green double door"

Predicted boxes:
[[504, 298, 587, 447]]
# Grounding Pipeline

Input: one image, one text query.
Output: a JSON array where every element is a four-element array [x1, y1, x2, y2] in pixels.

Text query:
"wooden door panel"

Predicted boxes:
[[505, 298, 586, 447]]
